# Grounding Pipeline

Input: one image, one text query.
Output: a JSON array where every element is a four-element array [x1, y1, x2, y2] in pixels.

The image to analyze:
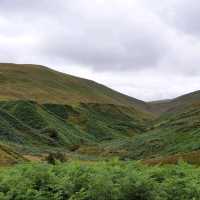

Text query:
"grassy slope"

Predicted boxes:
[[148, 90, 200, 115], [0, 63, 153, 155], [0, 100, 150, 154], [1, 63, 200, 161], [0, 63, 147, 110], [122, 101, 200, 160]]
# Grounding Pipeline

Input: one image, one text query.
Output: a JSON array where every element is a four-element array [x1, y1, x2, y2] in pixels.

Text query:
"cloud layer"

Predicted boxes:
[[0, 0, 200, 100]]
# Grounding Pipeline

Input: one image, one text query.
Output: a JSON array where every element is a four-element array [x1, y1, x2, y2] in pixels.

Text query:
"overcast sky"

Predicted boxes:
[[0, 0, 200, 101]]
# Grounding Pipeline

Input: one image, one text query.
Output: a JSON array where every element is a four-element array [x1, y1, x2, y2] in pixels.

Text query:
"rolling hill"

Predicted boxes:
[[0, 63, 200, 163], [148, 90, 200, 115], [0, 63, 152, 154], [0, 63, 147, 109], [119, 93, 200, 160]]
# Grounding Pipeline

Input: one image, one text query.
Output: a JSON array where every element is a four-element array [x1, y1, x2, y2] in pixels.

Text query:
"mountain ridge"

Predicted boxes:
[[1, 62, 200, 116], [0, 63, 146, 108]]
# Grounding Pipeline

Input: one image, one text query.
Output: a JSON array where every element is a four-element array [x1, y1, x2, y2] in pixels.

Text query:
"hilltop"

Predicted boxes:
[[0, 63, 147, 110]]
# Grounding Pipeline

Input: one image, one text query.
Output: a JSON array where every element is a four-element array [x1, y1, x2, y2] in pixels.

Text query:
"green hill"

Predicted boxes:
[[120, 96, 200, 160], [0, 63, 152, 154], [0, 63, 200, 163], [0, 63, 147, 109], [148, 90, 200, 115]]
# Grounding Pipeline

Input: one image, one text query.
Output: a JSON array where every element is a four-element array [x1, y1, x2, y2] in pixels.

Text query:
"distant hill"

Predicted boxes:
[[120, 92, 200, 160], [148, 91, 200, 115]]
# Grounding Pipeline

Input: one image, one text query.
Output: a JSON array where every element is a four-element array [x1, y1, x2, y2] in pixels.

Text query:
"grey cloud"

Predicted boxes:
[[0, 0, 200, 100], [175, 2, 200, 36], [168, 0, 200, 36], [41, 24, 167, 71], [144, 0, 200, 37], [0, 0, 168, 71]]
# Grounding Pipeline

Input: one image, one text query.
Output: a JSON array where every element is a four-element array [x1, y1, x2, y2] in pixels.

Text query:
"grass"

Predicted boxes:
[[0, 63, 147, 110]]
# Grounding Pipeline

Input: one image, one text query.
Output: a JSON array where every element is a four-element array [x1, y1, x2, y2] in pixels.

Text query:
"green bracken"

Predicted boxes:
[[0, 160, 200, 200]]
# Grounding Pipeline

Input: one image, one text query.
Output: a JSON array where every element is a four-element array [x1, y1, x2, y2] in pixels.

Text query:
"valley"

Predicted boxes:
[[0, 63, 199, 165]]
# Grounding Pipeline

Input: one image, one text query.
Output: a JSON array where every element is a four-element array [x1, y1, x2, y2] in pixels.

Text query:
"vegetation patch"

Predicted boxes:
[[43, 104, 78, 120], [0, 160, 200, 199]]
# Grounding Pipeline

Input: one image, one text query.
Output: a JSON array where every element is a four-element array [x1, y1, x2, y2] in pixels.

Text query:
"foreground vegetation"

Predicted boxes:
[[0, 160, 200, 200]]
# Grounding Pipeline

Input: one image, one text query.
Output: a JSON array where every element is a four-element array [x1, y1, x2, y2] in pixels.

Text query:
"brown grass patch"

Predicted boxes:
[[142, 150, 200, 165]]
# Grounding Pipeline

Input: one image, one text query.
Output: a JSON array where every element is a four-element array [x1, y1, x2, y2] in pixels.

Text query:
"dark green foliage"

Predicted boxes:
[[0, 101, 96, 152], [0, 100, 150, 153], [68, 144, 80, 152], [3, 101, 47, 129], [69, 103, 147, 141], [45, 152, 67, 164], [40, 128, 59, 140], [0, 160, 200, 200], [43, 104, 78, 120]]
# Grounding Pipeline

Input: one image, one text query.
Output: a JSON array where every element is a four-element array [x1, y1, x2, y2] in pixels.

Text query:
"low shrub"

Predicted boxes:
[[40, 128, 59, 140], [45, 152, 67, 164], [0, 160, 200, 199]]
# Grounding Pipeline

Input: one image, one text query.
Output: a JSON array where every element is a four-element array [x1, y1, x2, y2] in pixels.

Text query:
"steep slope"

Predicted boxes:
[[0, 100, 151, 153], [0, 63, 147, 110], [0, 101, 93, 152], [0, 63, 153, 154]]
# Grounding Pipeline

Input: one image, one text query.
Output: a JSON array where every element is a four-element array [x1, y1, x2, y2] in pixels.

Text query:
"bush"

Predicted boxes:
[[0, 160, 200, 199], [45, 152, 67, 164], [69, 144, 80, 152], [40, 128, 59, 140]]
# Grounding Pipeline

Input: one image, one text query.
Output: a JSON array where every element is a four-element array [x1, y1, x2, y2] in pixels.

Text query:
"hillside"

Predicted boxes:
[[0, 63, 147, 109], [84, 91, 200, 160], [0, 63, 200, 163], [121, 97, 200, 160], [148, 90, 200, 115], [0, 63, 153, 154]]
